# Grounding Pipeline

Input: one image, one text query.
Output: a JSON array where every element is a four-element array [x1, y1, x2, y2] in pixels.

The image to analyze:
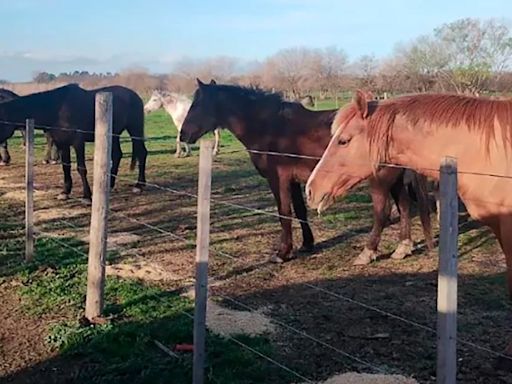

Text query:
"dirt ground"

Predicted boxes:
[[1, 136, 512, 383]]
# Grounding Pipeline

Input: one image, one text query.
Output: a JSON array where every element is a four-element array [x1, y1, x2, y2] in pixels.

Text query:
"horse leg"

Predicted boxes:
[[43, 132, 52, 164], [184, 143, 190, 157], [20, 129, 26, 148], [213, 129, 220, 156], [74, 141, 92, 203], [353, 176, 390, 265], [57, 146, 72, 200], [175, 134, 182, 158], [268, 175, 294, 263], [290, 182, 314, 253], [390, 174, 413, 260], [50, 134, 60, 164], [496, 218, 512, 300], [110, 136, 122, 191], [0, 141, 10, 166], [133, 137, 147, 193]]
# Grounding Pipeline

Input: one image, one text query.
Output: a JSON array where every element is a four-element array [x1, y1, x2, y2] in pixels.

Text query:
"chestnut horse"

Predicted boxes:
[[307, 90, 512, 298], [181, 80, 432, 263]]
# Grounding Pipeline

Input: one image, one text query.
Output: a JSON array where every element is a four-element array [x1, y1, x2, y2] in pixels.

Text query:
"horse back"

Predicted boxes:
[[92, 86, 144, 134]]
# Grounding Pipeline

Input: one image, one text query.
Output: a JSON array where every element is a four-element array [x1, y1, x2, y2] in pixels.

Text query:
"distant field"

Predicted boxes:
[[0, 106, 510, 383]]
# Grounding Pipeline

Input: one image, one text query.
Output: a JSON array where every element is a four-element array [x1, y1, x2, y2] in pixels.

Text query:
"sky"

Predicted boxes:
[[0, 0, 511, 81]]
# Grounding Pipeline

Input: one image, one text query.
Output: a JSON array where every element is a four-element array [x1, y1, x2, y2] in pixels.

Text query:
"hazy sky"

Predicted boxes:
[[1, 0, 510, 81]]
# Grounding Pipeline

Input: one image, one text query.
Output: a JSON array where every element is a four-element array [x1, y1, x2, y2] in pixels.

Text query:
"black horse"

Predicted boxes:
[[0, 89, 60, 166], [0, 89, 20, 165], [0, 84, 147, 201], [180, 79, 432, 263]]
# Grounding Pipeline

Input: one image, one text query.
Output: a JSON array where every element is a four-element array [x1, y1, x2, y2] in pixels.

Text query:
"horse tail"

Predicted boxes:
[[409, 171, 434, 250]]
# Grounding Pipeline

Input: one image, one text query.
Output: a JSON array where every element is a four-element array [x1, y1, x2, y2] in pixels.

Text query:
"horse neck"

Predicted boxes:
[[387, 119, 510, 222], [213, 97, 262, 147]]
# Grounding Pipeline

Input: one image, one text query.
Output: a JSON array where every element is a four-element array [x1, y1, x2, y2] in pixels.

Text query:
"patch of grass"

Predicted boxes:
[[0, 205, 297, 384]]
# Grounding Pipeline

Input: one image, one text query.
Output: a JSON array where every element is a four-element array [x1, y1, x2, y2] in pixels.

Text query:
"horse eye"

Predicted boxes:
[[338, 137, 351, 146]]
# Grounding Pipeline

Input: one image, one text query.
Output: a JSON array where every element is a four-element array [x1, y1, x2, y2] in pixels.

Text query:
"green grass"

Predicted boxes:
[[0, 204, 296, 384]]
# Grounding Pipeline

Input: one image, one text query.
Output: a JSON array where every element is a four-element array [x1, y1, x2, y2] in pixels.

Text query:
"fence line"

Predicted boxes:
[[31, 198, 512, 365], [216, 293, 387, 373], [8, 111, 512, 382], [179, 309, 316, 384]]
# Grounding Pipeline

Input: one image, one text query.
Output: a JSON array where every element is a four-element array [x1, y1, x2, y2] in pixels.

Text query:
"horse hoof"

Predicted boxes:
[[270, 255, 285, 263], [81, 198, 92, 205], [132, 187, 143, 194], [0, 161, 9, 166], [50, 160, 59, 165], [353, 248, 378, 265], [298, 244, 314, 254], [42, 160, 49, 165], [390, 239, 414, 260], [57, 193, 69, 201]]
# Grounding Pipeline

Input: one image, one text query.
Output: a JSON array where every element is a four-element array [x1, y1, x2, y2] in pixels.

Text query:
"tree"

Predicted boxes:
[[433, 18, 512, 94], [262, 47, 320, 98], [313, 46, 348, 100], [33, 71, 56, 83], [354, 54, 378, 90]]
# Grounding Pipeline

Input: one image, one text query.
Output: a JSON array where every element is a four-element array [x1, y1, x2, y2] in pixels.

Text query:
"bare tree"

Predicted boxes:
[[314, 46, 348, 102], [262, 47, 320, 98], [432, 18, 512, 94], [353, 54, 378, 90]]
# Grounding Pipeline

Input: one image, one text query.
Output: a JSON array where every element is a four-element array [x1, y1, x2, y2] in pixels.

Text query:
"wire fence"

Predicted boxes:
[[3, 110, 512, 383]]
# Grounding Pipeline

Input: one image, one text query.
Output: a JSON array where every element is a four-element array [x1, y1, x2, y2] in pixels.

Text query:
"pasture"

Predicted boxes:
[[0, 102, 510, 384]]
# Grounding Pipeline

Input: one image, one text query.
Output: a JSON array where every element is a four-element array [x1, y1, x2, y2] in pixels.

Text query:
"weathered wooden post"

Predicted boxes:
[[193, 140, 214, 384], [437, 157, 458, 384], [25, 119, 34, 261], [85, 92, 112, 321]]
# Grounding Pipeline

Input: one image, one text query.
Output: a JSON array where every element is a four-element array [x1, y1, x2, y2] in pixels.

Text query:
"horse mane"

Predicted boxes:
[[213, 84, 285, 108], [361, 93, 512, 162]]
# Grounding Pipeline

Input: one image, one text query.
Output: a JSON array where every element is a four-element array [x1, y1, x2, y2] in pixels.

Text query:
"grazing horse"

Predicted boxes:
[[144, 89, 220, 157], [0, 89, 60, 166], [306, 90, 512, 296], [0, 84, 147, 201], [180, 79, 432, 263]]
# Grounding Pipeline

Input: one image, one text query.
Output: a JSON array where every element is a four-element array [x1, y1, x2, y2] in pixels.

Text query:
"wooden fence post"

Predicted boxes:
[[85, 92, 112, 321], [437, 156, 458, 384], [193, 140, 214, 384], [25, 119, 34, 261]]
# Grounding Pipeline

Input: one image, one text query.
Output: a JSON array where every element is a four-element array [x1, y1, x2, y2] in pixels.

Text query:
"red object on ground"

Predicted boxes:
[[174, 343, 194, 352]]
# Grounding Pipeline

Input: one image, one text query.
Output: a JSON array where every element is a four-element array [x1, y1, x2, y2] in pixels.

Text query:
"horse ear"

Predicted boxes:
[[209, 79, 217, 85], [354, 90, 369, 119], [196, 78, 206, 87]]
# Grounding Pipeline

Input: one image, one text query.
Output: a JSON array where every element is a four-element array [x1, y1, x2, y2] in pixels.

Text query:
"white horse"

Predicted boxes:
[[144, 90, 220, 157]]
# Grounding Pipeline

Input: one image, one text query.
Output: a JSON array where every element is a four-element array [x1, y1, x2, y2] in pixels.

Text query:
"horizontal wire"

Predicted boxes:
[[179, 309, 314, 383], [216, 293, 387, 373]]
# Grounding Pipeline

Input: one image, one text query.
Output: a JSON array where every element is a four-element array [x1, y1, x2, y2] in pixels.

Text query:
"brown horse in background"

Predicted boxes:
[[180, 80, 432, 263]]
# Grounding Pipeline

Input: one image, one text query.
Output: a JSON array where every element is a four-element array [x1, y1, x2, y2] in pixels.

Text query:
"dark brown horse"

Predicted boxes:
[[0, 89, 59, 165], [0, 84, 147, 202], [180, 80, 432, 263]]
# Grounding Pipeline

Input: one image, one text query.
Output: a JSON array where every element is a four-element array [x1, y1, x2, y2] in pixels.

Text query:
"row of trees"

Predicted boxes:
[[28, 18, 512, 97]]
